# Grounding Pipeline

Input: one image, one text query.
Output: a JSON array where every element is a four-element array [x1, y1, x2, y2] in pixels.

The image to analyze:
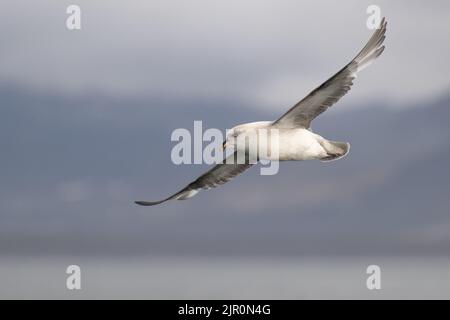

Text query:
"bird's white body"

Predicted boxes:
[[230, 121, 347, 162], [276, 128, 328, 161]]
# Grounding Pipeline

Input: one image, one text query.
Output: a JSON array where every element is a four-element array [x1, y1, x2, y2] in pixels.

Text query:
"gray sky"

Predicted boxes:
[[1, 0, 450, 112], [1, 0, 450, 256], [2, 1, 450, 300]]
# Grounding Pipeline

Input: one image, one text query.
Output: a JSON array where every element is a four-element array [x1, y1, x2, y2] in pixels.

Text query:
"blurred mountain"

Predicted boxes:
[[0, 84, 449, 256]]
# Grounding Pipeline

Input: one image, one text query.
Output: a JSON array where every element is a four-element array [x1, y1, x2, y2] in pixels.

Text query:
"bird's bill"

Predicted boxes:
[[221, 140, 227, 150]]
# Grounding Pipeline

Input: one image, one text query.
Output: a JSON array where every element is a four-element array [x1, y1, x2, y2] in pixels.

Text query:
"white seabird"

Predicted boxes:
[[135, 18, 387, 206]]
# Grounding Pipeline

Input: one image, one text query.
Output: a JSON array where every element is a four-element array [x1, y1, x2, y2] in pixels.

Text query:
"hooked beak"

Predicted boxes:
[[221, 140, 227, 150]]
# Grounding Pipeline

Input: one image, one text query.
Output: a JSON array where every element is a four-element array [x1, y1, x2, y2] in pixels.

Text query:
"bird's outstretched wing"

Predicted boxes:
[[272, 18, 387, 129], [135, 151, 254, 206]]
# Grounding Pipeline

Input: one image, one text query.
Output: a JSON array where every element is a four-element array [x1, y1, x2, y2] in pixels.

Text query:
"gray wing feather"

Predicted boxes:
[[272, 18, 387, 129], [135, 151, 253, 206]]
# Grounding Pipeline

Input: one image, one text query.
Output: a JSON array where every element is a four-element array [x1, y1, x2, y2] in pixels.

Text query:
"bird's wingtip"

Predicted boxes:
[[134, 200, 164, 206]]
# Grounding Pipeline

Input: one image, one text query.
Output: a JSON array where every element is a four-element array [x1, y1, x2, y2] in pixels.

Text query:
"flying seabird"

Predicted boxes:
[[135, 18, 387, 206]]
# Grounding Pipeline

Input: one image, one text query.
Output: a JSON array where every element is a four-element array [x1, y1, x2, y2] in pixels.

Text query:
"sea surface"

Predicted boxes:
[[1, 256, 449, 299]]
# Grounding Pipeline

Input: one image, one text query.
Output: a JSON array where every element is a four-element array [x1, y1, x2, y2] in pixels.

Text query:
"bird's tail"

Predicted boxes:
[[320, 140, 350, 162]]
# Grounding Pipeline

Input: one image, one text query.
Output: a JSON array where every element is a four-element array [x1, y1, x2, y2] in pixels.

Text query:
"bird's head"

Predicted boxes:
[[222, 121, 272, 150]]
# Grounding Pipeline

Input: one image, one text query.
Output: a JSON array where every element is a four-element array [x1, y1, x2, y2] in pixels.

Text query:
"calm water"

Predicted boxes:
[[1, 256, 449, 299]]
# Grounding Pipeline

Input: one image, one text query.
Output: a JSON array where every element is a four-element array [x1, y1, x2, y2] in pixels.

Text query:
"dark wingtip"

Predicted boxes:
[[134, 200, 163, 206]]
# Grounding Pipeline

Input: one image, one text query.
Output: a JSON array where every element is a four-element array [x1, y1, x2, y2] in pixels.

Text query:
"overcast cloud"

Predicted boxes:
[[1, 0, 450, 111], [1, 1, 450, 299]]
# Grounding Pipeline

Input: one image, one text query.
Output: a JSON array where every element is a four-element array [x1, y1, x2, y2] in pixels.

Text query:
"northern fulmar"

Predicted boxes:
[[135, 18, 387, 206]]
